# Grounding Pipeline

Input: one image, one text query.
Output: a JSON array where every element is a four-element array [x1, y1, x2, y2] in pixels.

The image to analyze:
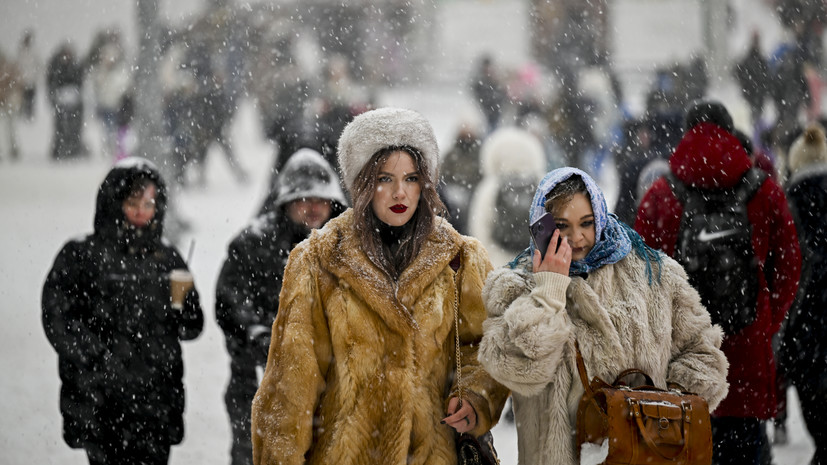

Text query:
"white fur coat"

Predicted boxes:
[[478, 252, 729, 465]]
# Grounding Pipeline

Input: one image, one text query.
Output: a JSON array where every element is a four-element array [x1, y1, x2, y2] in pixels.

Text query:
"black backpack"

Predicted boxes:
[[667, 168, 767, 335], [492, 174, 536, 251]]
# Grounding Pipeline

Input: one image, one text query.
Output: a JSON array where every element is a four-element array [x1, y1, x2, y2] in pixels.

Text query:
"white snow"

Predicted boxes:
[[0, 0, 820, 464]]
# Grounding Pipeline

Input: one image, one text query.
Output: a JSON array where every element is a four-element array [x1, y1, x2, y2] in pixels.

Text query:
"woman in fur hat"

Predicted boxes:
[[478, 167, 729, 464], [251, 107, 509, 465]]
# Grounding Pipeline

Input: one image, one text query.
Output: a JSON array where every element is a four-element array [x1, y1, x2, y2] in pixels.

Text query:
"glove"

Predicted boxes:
[[248, 325, 271, 365]]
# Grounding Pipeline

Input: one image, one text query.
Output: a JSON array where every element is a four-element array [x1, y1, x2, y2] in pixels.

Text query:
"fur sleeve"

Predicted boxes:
[[662, 257, 730, 410], [251, 241, 332, 465], [478, 267, 573, 396]]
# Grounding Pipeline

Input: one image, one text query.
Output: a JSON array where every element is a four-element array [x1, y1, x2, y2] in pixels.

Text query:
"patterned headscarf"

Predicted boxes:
[[521, 167, 661, 281]]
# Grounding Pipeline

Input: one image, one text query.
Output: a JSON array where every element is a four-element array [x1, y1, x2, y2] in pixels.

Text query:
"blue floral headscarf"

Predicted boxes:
[[517, 167, 661, 282]]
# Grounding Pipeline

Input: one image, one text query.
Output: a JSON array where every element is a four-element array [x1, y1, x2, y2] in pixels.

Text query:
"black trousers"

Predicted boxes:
[[711, 417, 771, 465], [797, 382, 827, 465], [224, 357, 259, 465], [86, 441, 170, 465]]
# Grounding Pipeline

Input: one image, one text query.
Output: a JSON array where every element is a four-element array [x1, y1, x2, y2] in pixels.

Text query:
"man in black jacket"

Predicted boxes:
[[215, 148, 347, 465]]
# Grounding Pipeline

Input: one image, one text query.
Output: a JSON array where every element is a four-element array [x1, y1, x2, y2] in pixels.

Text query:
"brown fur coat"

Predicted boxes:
[[252, 210, 509, 465]]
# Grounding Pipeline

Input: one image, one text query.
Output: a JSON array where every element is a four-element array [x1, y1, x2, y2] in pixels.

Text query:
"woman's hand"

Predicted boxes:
[[532, 230, 571, 275], [442, 397, 477, 434]]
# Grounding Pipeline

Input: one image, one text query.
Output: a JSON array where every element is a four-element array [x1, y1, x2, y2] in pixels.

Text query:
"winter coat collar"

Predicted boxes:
[[316, 209, 461, 331], [669, 122, 753, 189]]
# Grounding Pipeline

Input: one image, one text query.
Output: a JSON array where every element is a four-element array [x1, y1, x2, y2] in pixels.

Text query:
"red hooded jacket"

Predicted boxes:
[[635, 122, 801, 419]]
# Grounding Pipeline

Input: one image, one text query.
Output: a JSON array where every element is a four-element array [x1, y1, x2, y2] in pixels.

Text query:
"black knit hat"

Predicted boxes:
[[684, 100, 734, 133]]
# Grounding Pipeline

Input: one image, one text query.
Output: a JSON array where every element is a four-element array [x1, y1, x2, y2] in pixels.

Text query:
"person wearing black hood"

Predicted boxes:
[[42, 157, 204, 465], [215, 148, 347, 465]]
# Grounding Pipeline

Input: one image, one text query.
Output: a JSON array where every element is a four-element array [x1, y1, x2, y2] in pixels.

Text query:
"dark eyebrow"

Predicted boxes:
[[377, 170, 421, 177]]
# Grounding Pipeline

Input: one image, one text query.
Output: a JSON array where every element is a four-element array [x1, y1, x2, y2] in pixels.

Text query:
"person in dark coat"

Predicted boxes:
[[215, 148, 347, 465], [634, 101, 801, 465], [734, 31, 770, 129], [439, 122, 484, 235], [780, 124, 827, 465], [42, 157, 204, 465], [470, 54, 506, 132], [46, 43, 87, 160]]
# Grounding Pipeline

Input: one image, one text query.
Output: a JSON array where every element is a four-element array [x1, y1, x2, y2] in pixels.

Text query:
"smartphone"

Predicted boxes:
[[529, 212, 560, 258]]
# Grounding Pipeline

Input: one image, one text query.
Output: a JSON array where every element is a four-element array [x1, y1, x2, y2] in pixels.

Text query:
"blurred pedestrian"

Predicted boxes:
[[470, 54, 506, 132], [735, 31, 770, 130], [42, 158, 204, 464], [47, 42, 87, 160], [635, 100, 801, 465], [478, 167, 729, 464], [307, 53, 370, 170], [440, 119, 484, 235], [250, 30, 311, 181], [612, 117, 660, 226], [545, 68, 597, 170], [780, 123, 827, 465], [15, 29, 40, 121], [87, 29, 131, 160], [215, 148, 347, 465], [0, 49, 23, 160], [467, 127, 546, 267], [250, 108, 509, 464]]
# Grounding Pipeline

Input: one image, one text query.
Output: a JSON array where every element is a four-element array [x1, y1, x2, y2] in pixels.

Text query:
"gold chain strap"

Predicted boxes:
[[453, 269, 464, 406]]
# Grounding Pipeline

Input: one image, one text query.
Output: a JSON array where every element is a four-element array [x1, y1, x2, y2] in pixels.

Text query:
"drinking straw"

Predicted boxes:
[[186, 239, 196, 265]]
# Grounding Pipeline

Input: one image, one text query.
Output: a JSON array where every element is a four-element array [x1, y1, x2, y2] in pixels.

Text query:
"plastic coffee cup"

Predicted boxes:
[[169, 269, 194, 310]]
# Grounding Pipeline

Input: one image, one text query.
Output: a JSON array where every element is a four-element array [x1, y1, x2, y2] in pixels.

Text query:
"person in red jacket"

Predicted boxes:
[[635, 100, 801, 465]]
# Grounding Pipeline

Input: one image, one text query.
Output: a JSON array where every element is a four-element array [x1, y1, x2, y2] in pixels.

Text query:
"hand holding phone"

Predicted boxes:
[[529, 212, 560, 259]]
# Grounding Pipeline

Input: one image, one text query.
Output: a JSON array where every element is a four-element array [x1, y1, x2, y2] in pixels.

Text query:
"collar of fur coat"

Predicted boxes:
[[308, 209, 463, 331]]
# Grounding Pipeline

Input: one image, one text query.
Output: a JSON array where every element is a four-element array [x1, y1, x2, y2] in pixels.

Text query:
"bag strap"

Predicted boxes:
[[613, 368, 655, 387], [452, 253, 464, 406], [631, 401, 691, 460], [574, 340, 594, 398], [734, 167, 767, 204]]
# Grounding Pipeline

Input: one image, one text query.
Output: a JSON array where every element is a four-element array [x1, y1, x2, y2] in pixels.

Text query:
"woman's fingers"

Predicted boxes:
[[442, 398, 477, 433]]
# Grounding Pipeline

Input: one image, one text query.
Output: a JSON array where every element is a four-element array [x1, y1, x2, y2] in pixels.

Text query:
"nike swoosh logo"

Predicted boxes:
[[697, 228, 738, 241]]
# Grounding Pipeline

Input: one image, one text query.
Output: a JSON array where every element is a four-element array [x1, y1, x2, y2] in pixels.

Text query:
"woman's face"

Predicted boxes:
[[122, 183, 157, 228], [550, 192, 595, 262], [371, 150, 421, 227]]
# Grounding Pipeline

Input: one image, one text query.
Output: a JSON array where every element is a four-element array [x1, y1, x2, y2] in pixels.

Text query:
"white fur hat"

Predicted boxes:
[[337, 107, 439, 191], [789, 124, 827, 174], [479, 126, 547, 178]]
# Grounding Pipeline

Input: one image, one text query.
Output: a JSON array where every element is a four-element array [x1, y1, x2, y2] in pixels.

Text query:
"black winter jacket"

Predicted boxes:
[[216, 149, 346, 364], [782, 163, 827, 385], [42, 159, 203, 449]]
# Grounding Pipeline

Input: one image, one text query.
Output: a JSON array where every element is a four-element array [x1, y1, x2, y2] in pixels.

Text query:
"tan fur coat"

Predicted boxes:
[[478, 252, 729, 465], [252, 210, 509, 465]]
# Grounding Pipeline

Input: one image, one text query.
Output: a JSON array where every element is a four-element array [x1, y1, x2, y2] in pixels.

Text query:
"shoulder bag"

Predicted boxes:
[[575, 341, 712, 465]]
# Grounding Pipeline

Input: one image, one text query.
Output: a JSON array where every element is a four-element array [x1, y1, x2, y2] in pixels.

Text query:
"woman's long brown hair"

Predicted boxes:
[[351, 146, 447, 279]]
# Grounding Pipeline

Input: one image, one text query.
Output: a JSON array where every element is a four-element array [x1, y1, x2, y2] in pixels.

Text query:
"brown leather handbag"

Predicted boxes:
[[575, 342, 712, 465]]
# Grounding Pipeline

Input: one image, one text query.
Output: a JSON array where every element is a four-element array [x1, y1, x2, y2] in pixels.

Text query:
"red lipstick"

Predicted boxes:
[[390, 204, 408, 213]]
